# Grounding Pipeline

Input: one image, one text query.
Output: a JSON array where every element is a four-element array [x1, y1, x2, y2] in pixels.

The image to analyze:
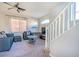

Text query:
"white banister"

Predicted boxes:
[[45, 2, 76, 52]]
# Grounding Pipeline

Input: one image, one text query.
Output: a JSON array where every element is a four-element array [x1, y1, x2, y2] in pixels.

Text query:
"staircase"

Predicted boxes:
[[45, 2, 79, 57]]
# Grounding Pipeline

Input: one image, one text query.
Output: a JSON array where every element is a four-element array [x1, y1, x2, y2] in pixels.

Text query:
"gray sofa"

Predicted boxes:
[[0, 33, 14, 52], [0, 37, 13, 52]]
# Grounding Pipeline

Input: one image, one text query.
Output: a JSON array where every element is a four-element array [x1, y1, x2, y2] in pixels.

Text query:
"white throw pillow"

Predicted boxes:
[[0, 34, 7, 39]]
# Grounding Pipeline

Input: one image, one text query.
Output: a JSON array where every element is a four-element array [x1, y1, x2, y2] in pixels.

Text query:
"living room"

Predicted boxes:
[[0, 2, 69, 57], [0, 2, 52, 57], [0, 1, 79, 59]]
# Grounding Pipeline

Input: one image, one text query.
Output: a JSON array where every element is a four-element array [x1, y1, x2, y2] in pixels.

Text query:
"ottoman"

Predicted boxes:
[[14, 36, 22, 42]]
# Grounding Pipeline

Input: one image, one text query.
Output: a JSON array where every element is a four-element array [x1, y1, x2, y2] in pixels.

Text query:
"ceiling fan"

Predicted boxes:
[[3, 2, 26, 13]]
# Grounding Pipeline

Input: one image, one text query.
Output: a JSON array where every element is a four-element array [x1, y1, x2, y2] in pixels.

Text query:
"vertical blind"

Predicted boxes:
[[11, 18, 27, 32]]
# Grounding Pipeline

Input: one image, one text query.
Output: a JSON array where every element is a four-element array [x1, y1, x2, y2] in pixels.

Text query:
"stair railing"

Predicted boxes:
[[45, 2, 76, 50]]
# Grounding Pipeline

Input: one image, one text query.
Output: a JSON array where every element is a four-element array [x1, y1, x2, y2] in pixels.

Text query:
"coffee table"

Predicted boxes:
[[27, 35, 37, 44]]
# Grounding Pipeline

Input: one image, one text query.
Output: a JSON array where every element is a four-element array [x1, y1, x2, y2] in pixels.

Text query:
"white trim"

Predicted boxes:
[[52, 23, 54, 40], [49, 51, 54, 57], [59, 16, 61, 36], [63, 11, 65, 33], [55, 19, 57, 38], [45, 27, 48, 48], [67, 4, 71, 30]]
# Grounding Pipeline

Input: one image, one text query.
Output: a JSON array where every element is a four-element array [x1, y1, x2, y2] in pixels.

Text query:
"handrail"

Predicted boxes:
[[48, 3, 71, 27], [45, 2, 76, 49]]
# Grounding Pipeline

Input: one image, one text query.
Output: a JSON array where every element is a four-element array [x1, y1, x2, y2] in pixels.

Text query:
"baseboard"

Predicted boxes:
[[49, 52, 54, 57], [44, 48, 49, 52], [43, 48, 54, 57], [43, 48, 50, 57]]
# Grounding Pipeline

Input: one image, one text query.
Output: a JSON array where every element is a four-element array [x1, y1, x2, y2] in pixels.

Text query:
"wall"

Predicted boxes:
[[39, 3, 68, 32], [50, 3, 69, 21], [50, 24, 79, 57], [39, 16, 50, 32], [0, 12, 39, 33], [27, 18, 38, 32], [0, 12, 11, 33], [0, 2, 69, 33]]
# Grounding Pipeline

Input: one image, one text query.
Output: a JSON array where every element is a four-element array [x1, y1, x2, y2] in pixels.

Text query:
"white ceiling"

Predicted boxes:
[[0, 2, 66, 19]]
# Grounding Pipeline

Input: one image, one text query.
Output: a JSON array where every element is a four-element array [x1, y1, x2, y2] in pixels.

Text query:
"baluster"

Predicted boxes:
[[67, 3, 71, 30], [59, 16, 61, 36], [52, 23, 54, 40], [45, 27, 48, 48], [53, 21, 55, 39], [70, 2, 76, 28], [63, 10, 65, 33]]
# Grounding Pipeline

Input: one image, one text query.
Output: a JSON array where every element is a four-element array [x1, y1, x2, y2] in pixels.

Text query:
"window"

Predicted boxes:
[[19, 20, 27, 32], [11, 18, 27, 32], [41, 19, 49, 24], [76, 3, 79, 20]]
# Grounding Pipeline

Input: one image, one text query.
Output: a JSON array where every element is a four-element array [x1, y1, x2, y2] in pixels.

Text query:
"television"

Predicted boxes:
[[42, 27, 46, 35]]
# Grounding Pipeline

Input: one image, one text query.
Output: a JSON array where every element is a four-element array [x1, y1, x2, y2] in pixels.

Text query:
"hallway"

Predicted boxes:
[[0, 39, 49, 57]]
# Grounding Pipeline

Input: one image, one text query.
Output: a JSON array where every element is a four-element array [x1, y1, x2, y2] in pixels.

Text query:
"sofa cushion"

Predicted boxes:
[[6, 33, 14, 37]]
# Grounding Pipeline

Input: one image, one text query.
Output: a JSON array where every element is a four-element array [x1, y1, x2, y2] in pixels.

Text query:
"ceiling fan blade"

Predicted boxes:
[[4, 2, 25, 13], [18, 7, 26, 11], [8, 8, 14, 10], [17, 9, 20, 13], [3, 2, 13, 6]]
